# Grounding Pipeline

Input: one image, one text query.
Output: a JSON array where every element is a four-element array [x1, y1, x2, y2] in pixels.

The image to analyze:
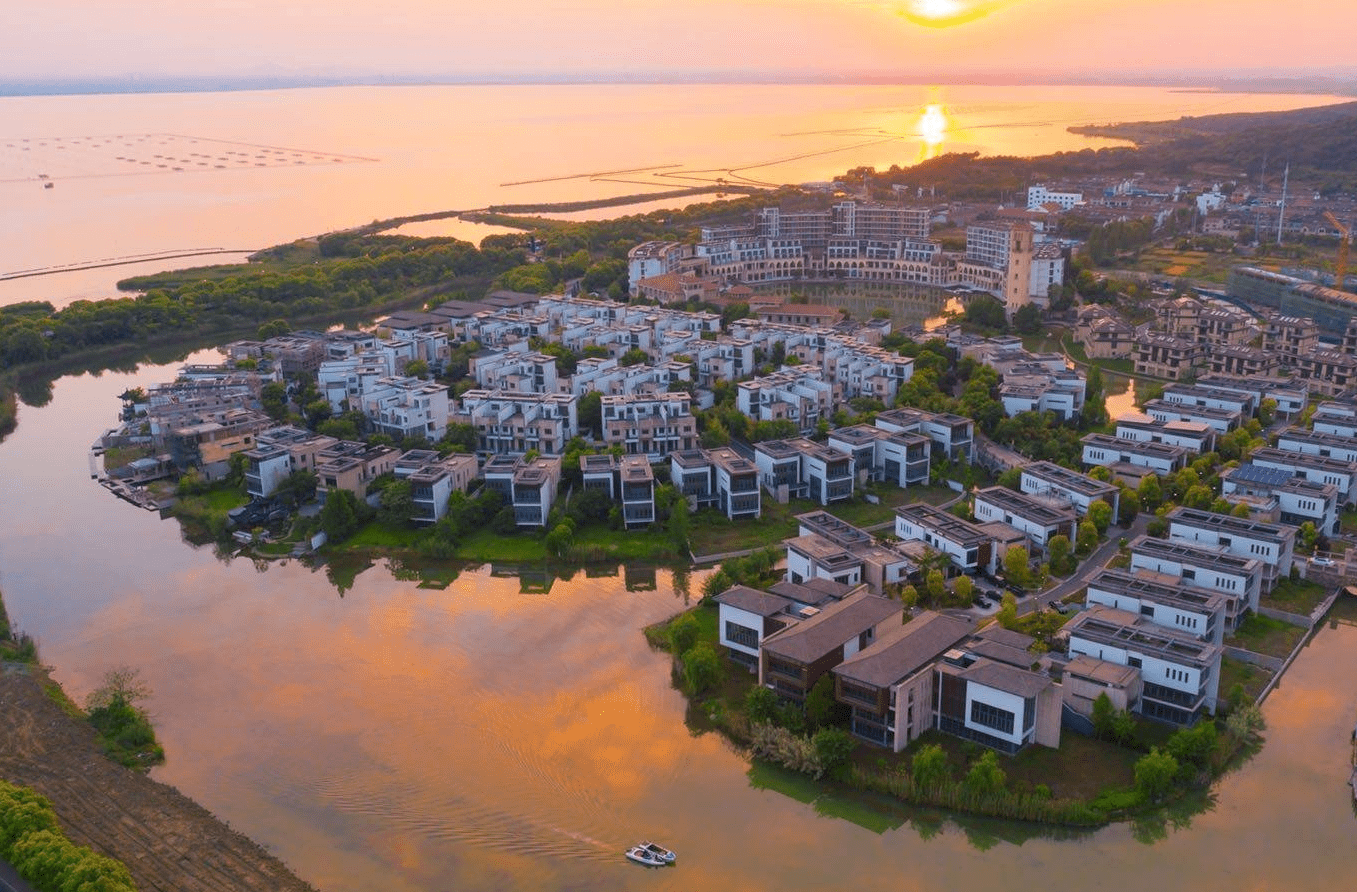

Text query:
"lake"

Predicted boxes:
[[1, 357, 1357, 892], [0, 83, 1346, 309]]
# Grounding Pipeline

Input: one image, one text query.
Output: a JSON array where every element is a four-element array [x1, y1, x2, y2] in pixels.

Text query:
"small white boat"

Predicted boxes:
[[638, 841, 676, 864], [625, 846, 667, 867]]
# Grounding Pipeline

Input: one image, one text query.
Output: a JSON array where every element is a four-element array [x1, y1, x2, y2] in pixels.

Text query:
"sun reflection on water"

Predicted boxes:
[[916, 103, 948, 160]]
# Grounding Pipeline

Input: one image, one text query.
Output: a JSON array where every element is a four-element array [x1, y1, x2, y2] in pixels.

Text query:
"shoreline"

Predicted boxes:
[[0, 589, 319, 892]]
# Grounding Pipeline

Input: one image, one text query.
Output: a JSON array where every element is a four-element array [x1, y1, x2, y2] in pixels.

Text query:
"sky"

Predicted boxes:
[[5, 0, 1357, 86]]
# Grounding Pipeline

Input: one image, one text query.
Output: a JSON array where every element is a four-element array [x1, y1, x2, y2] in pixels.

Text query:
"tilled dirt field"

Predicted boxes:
[[0, 664, 318, 892]]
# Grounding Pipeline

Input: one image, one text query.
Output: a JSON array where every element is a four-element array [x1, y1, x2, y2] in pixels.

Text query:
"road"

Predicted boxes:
[[0, 859, 37, 892], [1017, 513, 1152, 617]]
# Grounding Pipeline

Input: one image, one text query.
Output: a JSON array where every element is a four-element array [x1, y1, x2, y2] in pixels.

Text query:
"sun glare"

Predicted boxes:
[[916, 104, 948, 159], [897, 0, 1009, 28]]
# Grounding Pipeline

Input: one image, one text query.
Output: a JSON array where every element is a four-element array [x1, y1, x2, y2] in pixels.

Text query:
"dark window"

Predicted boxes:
[[725, 621, 758, 649], [970, 700, 1015, 735]]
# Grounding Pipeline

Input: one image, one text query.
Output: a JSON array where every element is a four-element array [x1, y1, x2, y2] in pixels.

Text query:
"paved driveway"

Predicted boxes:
[[1018, 513, 1151, 616]]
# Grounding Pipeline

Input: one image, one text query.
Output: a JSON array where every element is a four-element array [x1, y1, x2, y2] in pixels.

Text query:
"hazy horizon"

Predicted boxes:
[[6, 0, 1356, 95]]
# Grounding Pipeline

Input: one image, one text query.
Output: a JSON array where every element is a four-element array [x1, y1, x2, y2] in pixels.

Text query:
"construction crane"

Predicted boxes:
[[1323, 210, 1351, 293]]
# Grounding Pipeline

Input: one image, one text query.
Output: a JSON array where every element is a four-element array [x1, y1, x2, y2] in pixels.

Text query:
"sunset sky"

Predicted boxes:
[[5, 0, 1357, 85]]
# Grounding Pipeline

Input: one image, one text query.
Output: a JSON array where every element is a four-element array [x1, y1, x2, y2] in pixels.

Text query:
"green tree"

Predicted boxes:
[[578, 390, 603, 438], [667, 612, 700, 655], [1091, 692, 1117, 739], [899, 584, 919, 608], [1003, 544, 1031, 588], [926, 569, 946, 603], [996, 591, 1018, 629], [619, 347, 648, 367], [1088, 499, 1113, 535], [1012, 302, 1043, 335], [1134, 748, 1179, 802], [544, 519, 575, 558], [256, 318, 290, 339], [952, 574, 974, 604], [683, 642, 722, 695], [320, 489, 364, 542], [744, 686, 779, 724], [911, 743, 950, 790], [805, 674, 845, 730], [377, 480, 414, 527], [260, 381, 289, 421], [964, 750, 1007, 796], [1117, 489, 1141, 526], [1138, 474, 1162, 511], [1183, 484, 1214, 510], [1048, 534, 1072, 575], [1076, 520, 1099, 556], [1298, 521, 1318, 554], [813, 727, 855, 778], [1166, 722, 1218, 773]]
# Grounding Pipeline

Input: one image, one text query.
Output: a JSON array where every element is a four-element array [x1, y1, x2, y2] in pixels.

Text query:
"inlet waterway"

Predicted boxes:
[[2, 357, 1357, 892]]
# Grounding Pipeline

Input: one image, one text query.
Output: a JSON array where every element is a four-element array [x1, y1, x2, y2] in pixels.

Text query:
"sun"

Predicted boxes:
[[896, 0, 1011, 28]]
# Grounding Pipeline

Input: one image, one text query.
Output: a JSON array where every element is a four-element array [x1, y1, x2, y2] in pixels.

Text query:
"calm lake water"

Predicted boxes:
[[2, 358, 1357, 892], [0, 84, 1347, 308]]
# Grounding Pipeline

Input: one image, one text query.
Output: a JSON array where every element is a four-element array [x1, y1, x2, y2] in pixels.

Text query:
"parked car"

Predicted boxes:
[[1311, 557, 1337, 567]]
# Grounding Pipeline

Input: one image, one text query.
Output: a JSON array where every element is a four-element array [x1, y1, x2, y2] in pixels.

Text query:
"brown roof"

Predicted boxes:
[[714, 585, 795, 618], [957, 658, 1052, 698], [833, 611, 972, 689], [761, 591, 901, 665]]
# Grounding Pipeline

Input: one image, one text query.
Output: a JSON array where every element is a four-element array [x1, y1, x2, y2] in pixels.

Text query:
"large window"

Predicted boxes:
[[725, 621, 758, 650], [970, 700, 1015, 735]]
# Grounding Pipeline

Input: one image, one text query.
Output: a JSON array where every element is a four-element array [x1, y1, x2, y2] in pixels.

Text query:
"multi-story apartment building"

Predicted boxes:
[[1085, 568, 1228, 646], [1292, 348, 1357, 397], [874, 409, 975, 463], [359, 377, 451, 442], [243, 427, 338, 498], [315, 441, 400, 501], [1128, 535, 1263, 629], [826, 425, 931, 488], [894, 503, 994, 574], [1066, 606, 1222, 725], [1193, 374, 1308, 419], [1249, 447, 1357, 507], [972, 486, 1078, 554], [999, 368, 1086, 420], [759, 590, 903, 704], [457, 390, 578, 456], [599, 393, 698, 460], [481, 454, 563, 528], [1142, 398, 1241, 435], [1311, 401, 1357, 439], [1114, 415, 1216, 454], [1262, 313, 1320, 361], [931, 632, 1062, 753], [1018, 460, 1120, 519], [1026, 184, 1083, 211], [1166, 507, 1295, 590], [1221, 464, 1341, 536], [1028, 242, 1065, 301], [1276, 427, 1357, 464], [1161, 383, 1256, 417], [1135, 334, 1204, 381], [736, 369, 835, 434], [1081, 433, 1189, 475]]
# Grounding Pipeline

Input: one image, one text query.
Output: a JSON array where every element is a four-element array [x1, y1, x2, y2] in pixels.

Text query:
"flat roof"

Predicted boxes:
[[1022, 460, 1118, 497], [1130, 535, 1261, 574], [974, 486, 1076, 526], [1166, 506, 1292, 544], [895, 503, 992, 546], [1253, 447, 1357, 474], [1065, 654, 1141, 688], [1068, 606, 1220, 669], [1087, 567, 1227, 614], [1082, 433, 1189, 460], [797, 512, 873, 550]]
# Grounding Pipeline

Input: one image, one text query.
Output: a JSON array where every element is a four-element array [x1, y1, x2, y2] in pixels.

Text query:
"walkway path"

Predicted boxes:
[[1017, 514, 1151, 616], [0, 859, 38, 892]]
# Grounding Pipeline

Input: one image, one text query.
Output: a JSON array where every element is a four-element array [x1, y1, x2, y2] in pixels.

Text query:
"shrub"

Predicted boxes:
[[682, 643, 722, 696]]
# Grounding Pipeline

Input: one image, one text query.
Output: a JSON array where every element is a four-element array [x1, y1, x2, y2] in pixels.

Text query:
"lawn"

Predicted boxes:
[[1218, 655, 1273, 705], [100, 444, 154, 472], [1341, 509, 1357, 536], [199, 487, 249, 511], [1227, 613, 1307, 659], [690, 485, 957, 557], [1263, 577, 1330, 616], [338, 521, 427, 550], [878, 729, 1140, 802]]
